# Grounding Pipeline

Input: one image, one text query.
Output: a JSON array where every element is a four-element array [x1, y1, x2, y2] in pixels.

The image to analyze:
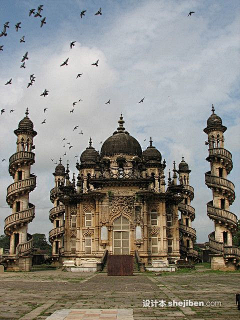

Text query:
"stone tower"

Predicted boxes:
[[204, 105, 240, 270], [49, 159, 65, 260], [4, 109, 37, 271], [177, 158, 197, 262]]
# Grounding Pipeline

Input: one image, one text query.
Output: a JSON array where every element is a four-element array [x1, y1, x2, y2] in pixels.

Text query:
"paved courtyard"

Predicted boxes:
[[0, 265, 239, 320]]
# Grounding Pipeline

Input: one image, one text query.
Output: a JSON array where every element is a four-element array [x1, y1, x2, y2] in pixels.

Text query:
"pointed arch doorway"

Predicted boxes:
[[113, 215, 130, 254]]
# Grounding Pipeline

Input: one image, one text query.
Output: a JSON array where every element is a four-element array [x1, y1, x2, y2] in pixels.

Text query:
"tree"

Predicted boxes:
[[0, 234, 10, 250], [233, 220, 240, 247], [32, 233, 52, 254]]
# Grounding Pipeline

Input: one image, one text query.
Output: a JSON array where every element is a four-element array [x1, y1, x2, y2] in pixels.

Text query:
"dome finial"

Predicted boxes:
[[25, 108, 29, 116], [89, 137, 92, 147], [211, 104, 215, 114], [117, 114, 125, 132], [59, 157, 62, 164], [182, 156, 184, 161], [150, 137, 153, 147]]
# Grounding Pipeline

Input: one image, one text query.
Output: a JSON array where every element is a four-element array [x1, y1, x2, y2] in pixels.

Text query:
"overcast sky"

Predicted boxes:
[[0, 0, 239, 243]]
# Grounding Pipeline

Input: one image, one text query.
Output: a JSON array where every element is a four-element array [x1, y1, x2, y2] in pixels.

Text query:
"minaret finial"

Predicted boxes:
[[117, 114, 125, 132], [59, 158, 62, 164], [150, 137, 153, 147], [212, 104, 215, 114], [182, 156, 184, 161], [25, 108, 29, 116], [89, 137, 92, 147]]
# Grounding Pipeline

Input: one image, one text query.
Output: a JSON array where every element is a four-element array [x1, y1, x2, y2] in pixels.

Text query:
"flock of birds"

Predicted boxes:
[[0, 4, 196, 164]]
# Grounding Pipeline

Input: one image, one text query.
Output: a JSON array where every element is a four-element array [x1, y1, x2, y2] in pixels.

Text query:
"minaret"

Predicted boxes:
[[49, 159, 65, 260], [4, 109, 37, 271], [177, 157, 197, 262], [204, 105, 239, 270]]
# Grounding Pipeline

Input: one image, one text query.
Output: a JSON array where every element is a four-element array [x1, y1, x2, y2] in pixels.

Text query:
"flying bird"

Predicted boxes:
[[70, 41, 76, 49], [70, 109, 74, 113], [139, 97, 145, 103], [73, 126, 79, 131], [27, 82, 33, 88], [0, 31, 7, 37], [40, 89, 49, 97], [20, 36, 25, 43], [67, 142, 71, 145], [30, 74, 36, 81], [41, 119, 46, 124], [91, 59, 99, 67], [2, 159, 6, 161], [10, 109, 14, 113], [5, 78, 12, 85], [44, 108, 48, 113], [51, 159, 54, 162], [79, 130, 83, 135], [21, 52, 28, 62], [4, 22, 9, 28], [15, 22, 21, 31], [105, 99, 110, 104], [69, 145, 73, 150], [73, 102, 77, 107], [63, 152, 67, 156], [188, 11, 195, 16], [78, 99, 83, 102], [0, 45, 3, 51], [40, 17, 46, 27], [60, 58, 69, 66], [38, 5, 44, 12], [20, 62, 26, 68], [34, 11, 42, 18], [62, 138, 66, 141], [80, 10, 86, 18], [76, 73, 83, 79], [95, 8, 102, 15], [29, 9, 35, 16], [1, 109, 5, 115]]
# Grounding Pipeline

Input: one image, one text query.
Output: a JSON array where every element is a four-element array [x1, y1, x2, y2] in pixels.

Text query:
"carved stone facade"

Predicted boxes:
[[49, 115, 196, 268]]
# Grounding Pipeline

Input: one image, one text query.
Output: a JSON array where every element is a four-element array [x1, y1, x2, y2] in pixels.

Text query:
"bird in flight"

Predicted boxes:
[[34, 11, 42, 18], [139, 97, 145, 103], [105, 99, 110, 104], [41, 119, 46, 124], [0, 30, 7, 37], [44, 108, 48, 113], [40, 89, 49, 97], [0, 45, 3, 51], [76, 73, 83, 79], [1, 109, 5, 115], [15, 22, 21, 31], [188, 11, 195, 16], [67, 142, 71, 145], [2, 159, 6, 162], [4, 22, 9, 29], [74, 155, 78, 158], [69, 145, 73, 150], [20, 36, 25, 43], [95, 8, 102, 15], [38, 5, 44, 12], [92, 59, 99, 67], [79, 130, 83, 135], [73, 102, 77, 107], [80, 10, 86, 18], [29, 9, 35, 16], [62, 138, 66, 141], [5, 78, 12, 85], [63, 152, 67, 156], [70, 41, 76, 49], [79, 99, 83, 102], [40, 17, 46, 27], [20, 62, 26, 68], [60, 58, 69, 66], [27, 82, 33, 88], [10, 109, 14, 113], [70, 109, 74, 113], [73, 126, 79, 131], [21, 51, 29, 62]]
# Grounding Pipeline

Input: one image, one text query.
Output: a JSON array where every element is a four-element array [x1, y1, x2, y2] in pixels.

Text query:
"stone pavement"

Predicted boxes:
[[0, 266, 239, 319]]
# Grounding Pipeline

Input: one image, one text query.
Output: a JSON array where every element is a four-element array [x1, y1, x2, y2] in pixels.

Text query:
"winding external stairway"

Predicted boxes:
[[204, 106, 240, 270], [1, 109, 37, 271]]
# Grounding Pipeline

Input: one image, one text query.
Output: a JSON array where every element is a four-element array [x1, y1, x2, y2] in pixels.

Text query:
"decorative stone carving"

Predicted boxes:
[[150, 226, 160, 236], [83, 203, 95, 213], [82, 227, 94, 237], [70, 230, 77, 238], [110, 196, 134, 220]]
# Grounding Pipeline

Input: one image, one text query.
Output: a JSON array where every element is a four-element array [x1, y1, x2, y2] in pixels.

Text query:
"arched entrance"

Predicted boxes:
[[113, 216, 130, 254]]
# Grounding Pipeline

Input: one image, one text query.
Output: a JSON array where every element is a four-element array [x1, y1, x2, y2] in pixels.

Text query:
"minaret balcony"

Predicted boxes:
[[205, 173, 235, 203], [182, 184, 194, 200], [50, 187, 61, 202], [49, 226, 65, 242], [208, 232, 224, 254], [6, 176, 36, 205], [49, 205, 65, 222], [207, 148, 233, 173], [17, 238, 33, 255], [178, 203, 195, 220], [9, 151, 35, 176], [207, 202, 237, 229], [179, 223, 196, 239], [224, 246, 240, 258], [4, 205, 35, 235]]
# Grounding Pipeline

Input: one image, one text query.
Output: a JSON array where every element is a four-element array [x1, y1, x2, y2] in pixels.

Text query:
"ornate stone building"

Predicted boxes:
[[2, 109, 37, 271], [204, 105, 240, 270], [49, 115, 198, 270]]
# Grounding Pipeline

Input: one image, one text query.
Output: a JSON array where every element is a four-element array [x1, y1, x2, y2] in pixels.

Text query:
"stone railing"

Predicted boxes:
[[178, 203, 195, 217], [9, 151, 35, 168], [4, 206, 35, 233], [224, 246, 240, 257], [208, 148, 232, 162], [7, 176, 36, 202], [49, 226, 65, 240], [49, 205, 65, 222], [183, 185, 194, 194], [205, 173, 235, 197], [208, 232, 224, 254], [17, 238, 33, 255], [207, 202, 237, 228], [179, 223, 196, 239]]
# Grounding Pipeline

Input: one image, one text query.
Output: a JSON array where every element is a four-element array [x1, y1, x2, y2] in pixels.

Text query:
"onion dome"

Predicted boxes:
[[142, 137, 162, 163], [80, 138, 100, 164], [53, 158, 65, 176], [14, 108, 37, 136], [100, 115, 142, 158], [204, 105, 226, 134], [178, 157, 191, 173]]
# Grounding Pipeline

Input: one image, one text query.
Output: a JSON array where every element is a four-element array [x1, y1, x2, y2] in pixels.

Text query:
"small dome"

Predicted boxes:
[[14, 109, 37, 136], [178, 157, 190, 172], [142, 138, 162, 163], [80, 139, 100, 164], [100, 115, 142, 158], [204, 105, 226, 133], [54, 159, 65, 176]]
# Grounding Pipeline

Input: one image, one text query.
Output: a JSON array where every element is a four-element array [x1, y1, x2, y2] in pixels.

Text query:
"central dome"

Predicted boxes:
[[100, 115, 142, 158]]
